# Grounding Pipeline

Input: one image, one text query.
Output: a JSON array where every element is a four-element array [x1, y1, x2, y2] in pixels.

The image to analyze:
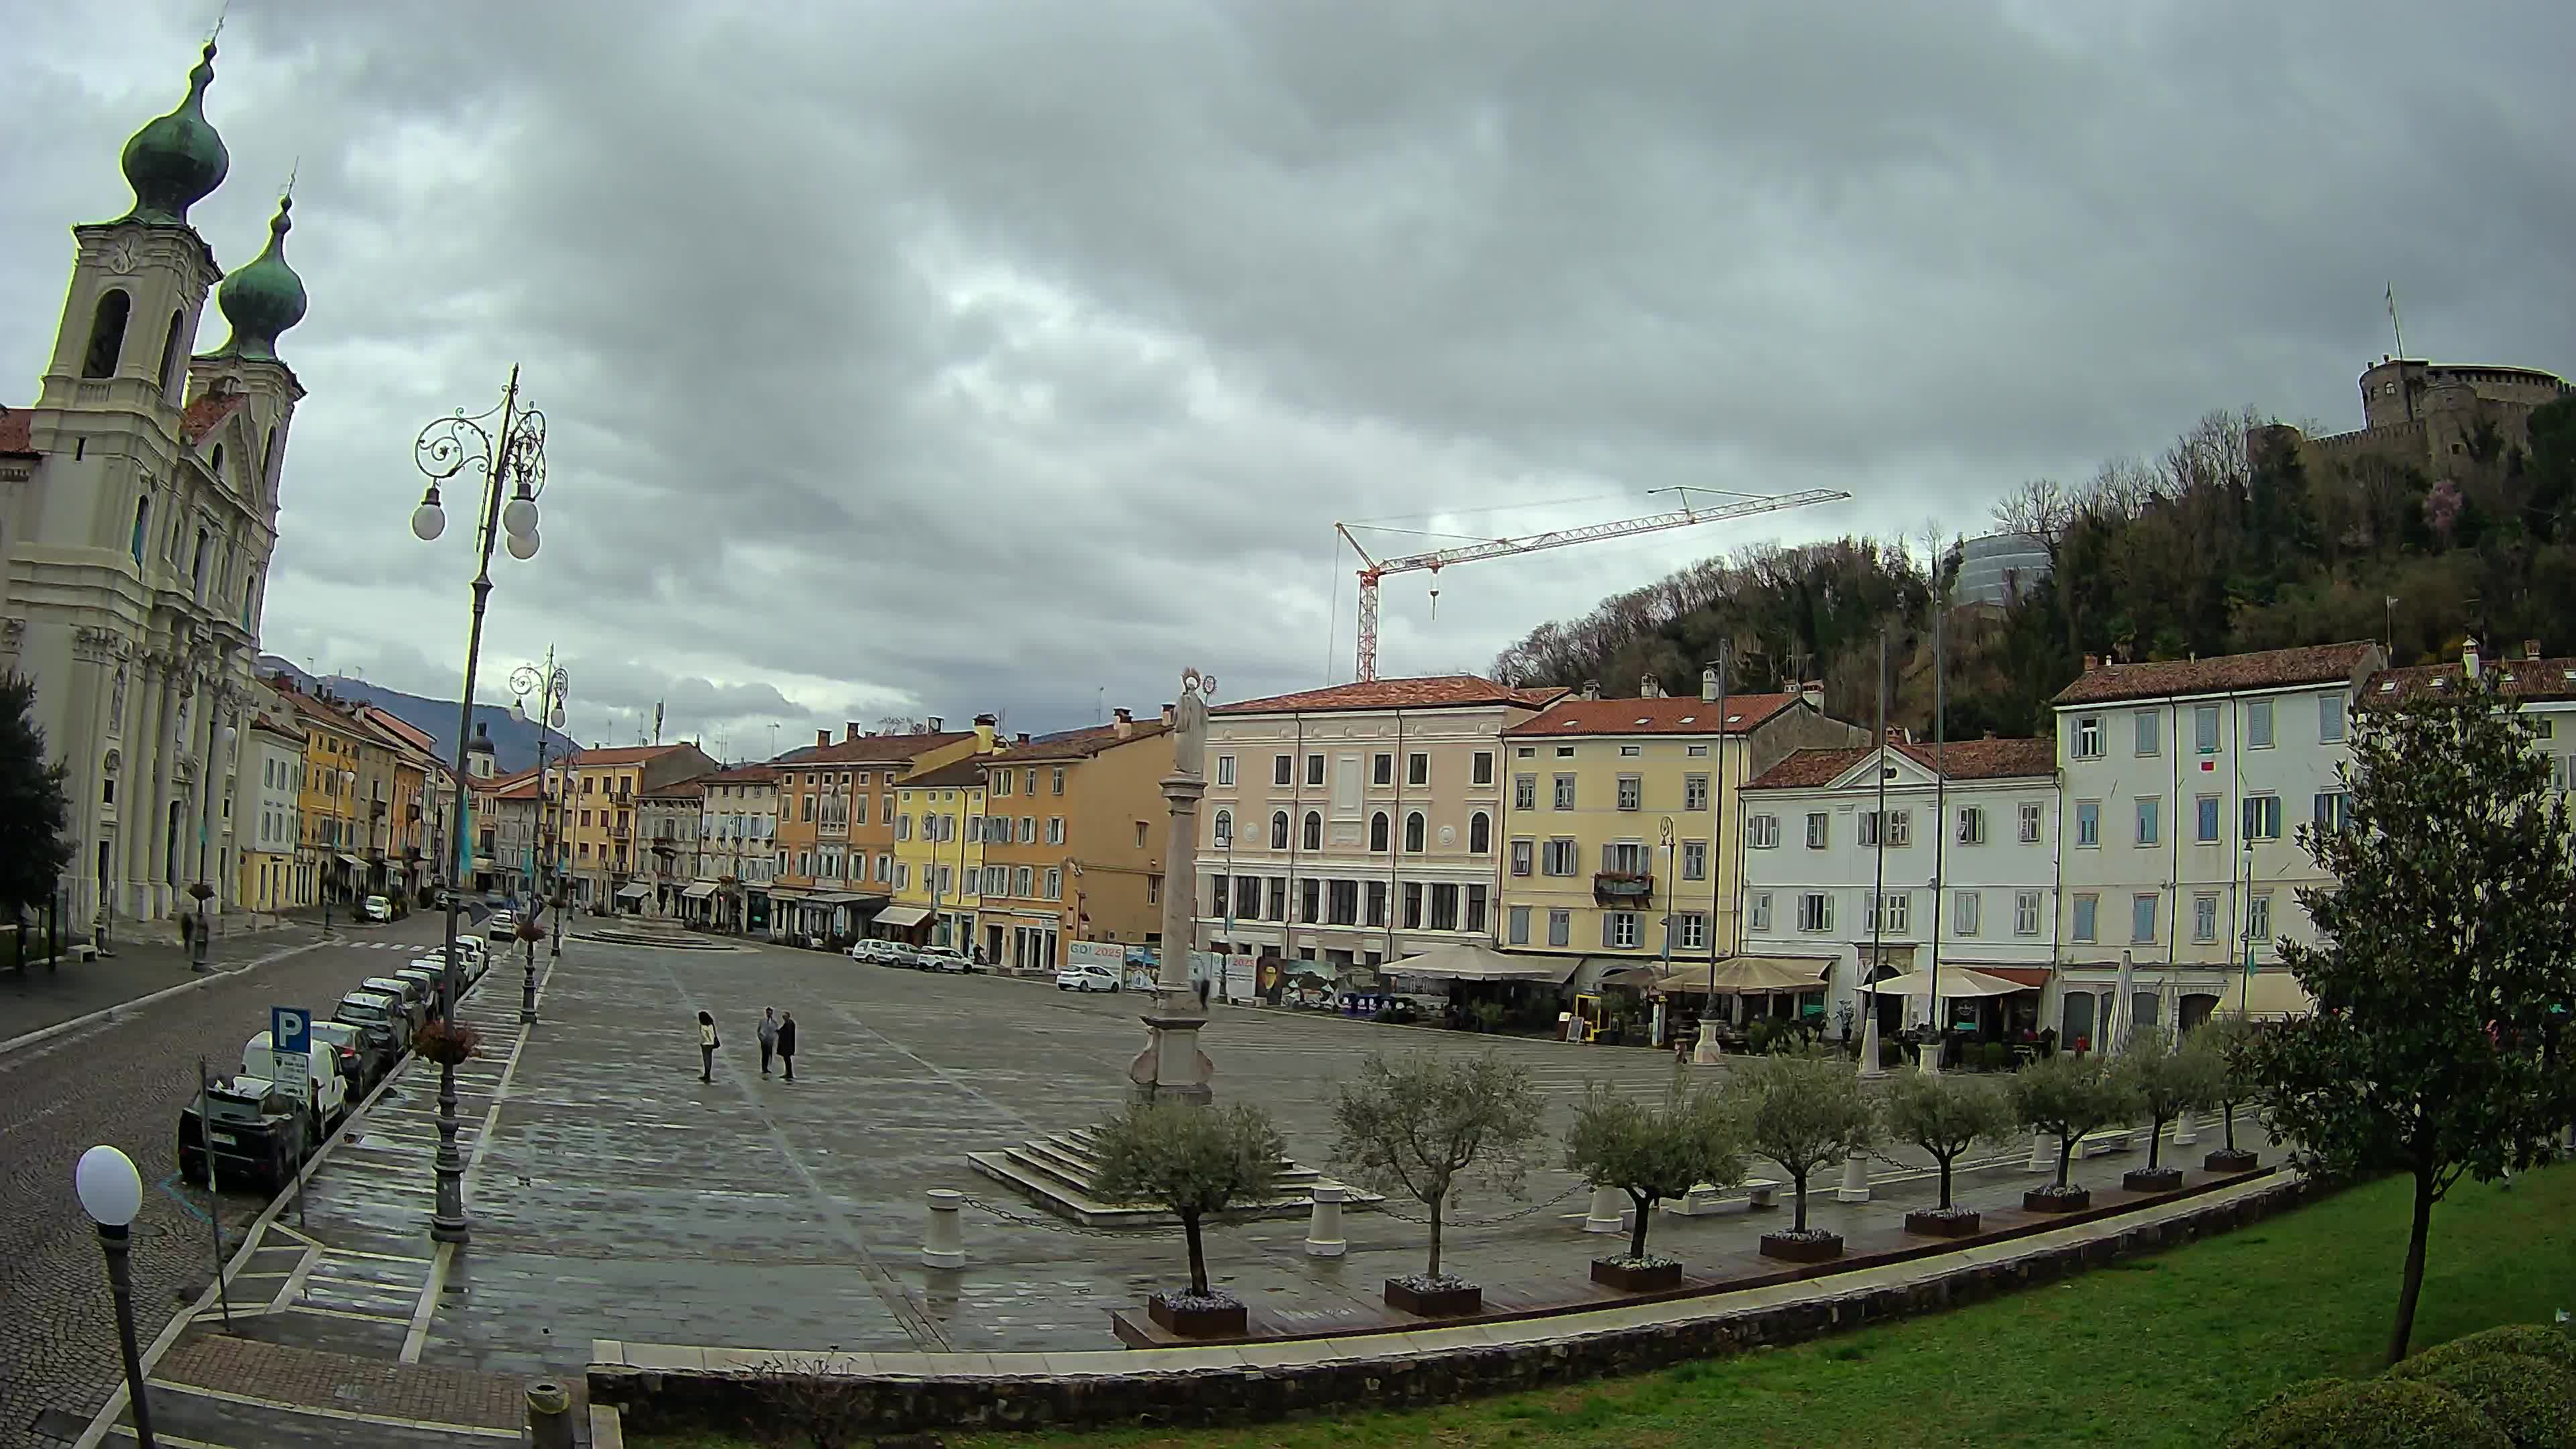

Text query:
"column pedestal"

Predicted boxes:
[[1857, 1008, 1886, 1079], [1582, 1185, 1626, 1234], [1128, 1015, 1214, 1103]]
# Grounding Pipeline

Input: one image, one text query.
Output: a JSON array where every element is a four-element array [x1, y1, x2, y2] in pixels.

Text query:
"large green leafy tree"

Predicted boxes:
[[1563, 1077, 1744, 1261], [0, 674, 76, 918], [1093, 1100, 1285, 1299], [1330, 1053, 1542, 1282], [2245, 674, 2576, 1364], [1723, 1050, 1880, 1233]]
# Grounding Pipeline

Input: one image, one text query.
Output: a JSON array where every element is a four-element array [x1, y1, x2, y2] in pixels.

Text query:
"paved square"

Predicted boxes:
[[224, 930, 2222, 1392]]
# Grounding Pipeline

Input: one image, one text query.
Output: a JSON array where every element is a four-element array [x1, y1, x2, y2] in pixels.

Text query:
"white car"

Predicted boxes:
[[484, 911, 519, 943], [916, 946, 974, 974], [846, 938, 910, 966], [1056, 963, 1118, 993]]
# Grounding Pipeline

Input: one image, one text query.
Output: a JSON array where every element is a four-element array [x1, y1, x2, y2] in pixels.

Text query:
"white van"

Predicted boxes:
[[242, 1028, 351, 1134]]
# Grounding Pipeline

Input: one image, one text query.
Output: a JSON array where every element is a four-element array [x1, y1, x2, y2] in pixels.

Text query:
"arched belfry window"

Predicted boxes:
[[210, 443, 225, 487], [83, 289, 132, 379], [158, 311, 186, 398], [129, 496, 150, 565]]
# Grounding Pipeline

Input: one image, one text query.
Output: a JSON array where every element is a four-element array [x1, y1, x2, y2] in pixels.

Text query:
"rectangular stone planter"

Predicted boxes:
[[1589, 1258, 1683, 1293], [1146, 1293, 1246, 1338], [2123, 1167, 2184, 1193], [2204, 1148, 2259, 1173], [1383, 1278, 1483, 1318], [2023, 1187, 2092, 1213], [1757, 1232, 1844, 1263], [1902, 1209, 1981, 1238]]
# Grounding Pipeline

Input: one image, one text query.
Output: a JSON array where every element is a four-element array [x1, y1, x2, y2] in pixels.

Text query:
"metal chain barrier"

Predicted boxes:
[[1368, 1181, 1589, 1227], [956, 1195, 1148, 1240]]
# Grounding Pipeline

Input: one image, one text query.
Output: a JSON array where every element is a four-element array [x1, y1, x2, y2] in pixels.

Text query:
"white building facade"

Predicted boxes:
[[692, 765, 777, 931], [1739, 737, 2061, 1040], [2051, 641, 2384, 1030], [0, 43, 309, 925], [1192, 676, 1559, 973], [240, 714, 303, 910]]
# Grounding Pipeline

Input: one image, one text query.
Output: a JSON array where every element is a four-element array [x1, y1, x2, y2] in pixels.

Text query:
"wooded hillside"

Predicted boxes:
[[1492, 395, 2576, 739]]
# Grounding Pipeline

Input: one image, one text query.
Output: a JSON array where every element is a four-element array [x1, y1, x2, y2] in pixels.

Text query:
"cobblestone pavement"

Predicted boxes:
[[0, 913, 470, 1449], [55, 929, 2277, 1445]]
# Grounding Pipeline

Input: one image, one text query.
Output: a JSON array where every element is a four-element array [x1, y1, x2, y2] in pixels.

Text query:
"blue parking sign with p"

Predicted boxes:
[[272, 1006, 310, 1055]]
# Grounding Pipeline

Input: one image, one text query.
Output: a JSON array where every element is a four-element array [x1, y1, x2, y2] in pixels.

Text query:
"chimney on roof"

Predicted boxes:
[[973, 714, 998, 751], [1016, 732, 1031, 746], [924, 716, 943, 733], [1640, 674, 1662, 698], [2083, 653, 2100, 672], [1581, 679, 1601, 701], [1700, 667, 1719, 702], [1799, 680, 1824, 710], [1114, 707, 1134, 739], [845, 721, 861, 743], [816, 729, 830, 748], [1161, 702, 1176, 727], [2524, 639, 2541, 661], [1984, 730, 1998, 741], [1886, 726, 1906, 745], [2463, 635, 2481, 680]]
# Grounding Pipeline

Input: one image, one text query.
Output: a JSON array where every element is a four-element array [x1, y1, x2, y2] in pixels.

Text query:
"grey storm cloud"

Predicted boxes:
[[5, 2, 2571, 757]]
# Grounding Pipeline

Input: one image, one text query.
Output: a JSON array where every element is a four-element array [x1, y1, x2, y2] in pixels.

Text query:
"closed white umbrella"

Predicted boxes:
[[2104, 951, 2136, 1058]]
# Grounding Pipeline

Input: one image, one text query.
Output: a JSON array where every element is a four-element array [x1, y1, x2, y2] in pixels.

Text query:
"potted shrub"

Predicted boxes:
[[1563, 1076, 1743, 1292], [2113, 1027, 2222, 1192], [2196, 1017, 2264, 1173], [1725, 1049, 1879, 1262], [1091, 1099, 1285, 1338], [1330, 1053, 1542, 1317], [2009, 1053, 2135, 1212], [1885, 1071, 2014, 1237]]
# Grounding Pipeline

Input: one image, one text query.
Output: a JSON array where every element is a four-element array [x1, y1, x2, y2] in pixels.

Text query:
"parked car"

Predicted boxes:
[[1056, 963, 1119, 993], [393, 968, 448, 1018], [240, 1028, 352, 1134], [484, 910, 519, 943], [308, 1019, 390, 1095], [332, 989, 408, 1063], [916, 945, 975, 974], [363, 975, 430, 1037], [444, 936, 489, 981], [177, 1077, 311, 1194], [360, 894, 394, 922], [847, 938, 912, 966]]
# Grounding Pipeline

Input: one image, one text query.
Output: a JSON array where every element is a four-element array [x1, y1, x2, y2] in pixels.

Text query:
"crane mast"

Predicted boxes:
[[1338, 486, 1850, 682]]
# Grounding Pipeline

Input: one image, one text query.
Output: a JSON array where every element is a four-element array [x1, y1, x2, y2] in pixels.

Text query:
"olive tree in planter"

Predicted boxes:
[[1884, 1071, 2015, 1237], [2112, 1028, 2222, 1191], [1330, 1053, 1542, 1317], [2195, 1016, 2264, 1173], [1725, 1049, 1880, 1262], [2010, 1052, 2136, 1212], [1562, 1077, 1743, 1291], [1091, 1099, 1285, 1338]]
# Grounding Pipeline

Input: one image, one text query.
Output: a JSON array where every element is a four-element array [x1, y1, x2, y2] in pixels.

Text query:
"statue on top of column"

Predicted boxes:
[[1171, 667, 1216, 778]]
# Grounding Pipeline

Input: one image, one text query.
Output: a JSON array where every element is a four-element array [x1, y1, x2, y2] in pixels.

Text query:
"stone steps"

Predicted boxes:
[[965, 1129, 1377, 1228]]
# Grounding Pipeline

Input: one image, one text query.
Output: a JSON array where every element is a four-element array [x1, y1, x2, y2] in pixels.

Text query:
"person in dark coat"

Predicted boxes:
[[696, 1010, 718, 1082], [777, 1011, 798, 1081]]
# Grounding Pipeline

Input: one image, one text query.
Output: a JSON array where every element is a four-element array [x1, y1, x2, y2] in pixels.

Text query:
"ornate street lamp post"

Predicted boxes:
[[75, 1145, 156, 1448], [510, 651, 568, 1025], [409, 368, 549, 1246]]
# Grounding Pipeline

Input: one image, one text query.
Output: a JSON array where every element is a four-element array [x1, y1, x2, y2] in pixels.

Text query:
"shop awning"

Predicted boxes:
[[680, 883, 718, 900], [1385, 943, 1580, 983], [809, 892, 883, 907], [1864, 966, 2029, 999], [1959, 965, 2052, 989], [1611, 955, 1831, 996], [336, 853, 366, 867], [614, 883, 651, 900], [767, 888, 808, 902], [874, 904, 932, 928]]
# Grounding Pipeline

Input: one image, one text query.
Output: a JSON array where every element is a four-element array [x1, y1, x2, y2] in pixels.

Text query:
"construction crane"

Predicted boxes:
[[1336, 486, 1850, 682]]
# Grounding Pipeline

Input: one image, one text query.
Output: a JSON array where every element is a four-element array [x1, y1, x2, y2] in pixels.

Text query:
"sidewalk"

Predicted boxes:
[[0, 925, 326, 1044]]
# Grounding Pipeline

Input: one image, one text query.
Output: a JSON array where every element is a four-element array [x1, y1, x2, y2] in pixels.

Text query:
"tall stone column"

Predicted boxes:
[[1128, 669, 1217, 1104], [144, 657, 182, 917]]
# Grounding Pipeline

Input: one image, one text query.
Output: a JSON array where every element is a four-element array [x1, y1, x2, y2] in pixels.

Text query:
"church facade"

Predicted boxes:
[[0, 41, 311, 926]]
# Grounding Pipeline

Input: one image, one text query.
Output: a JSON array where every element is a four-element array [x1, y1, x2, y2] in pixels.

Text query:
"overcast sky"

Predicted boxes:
[[7, 2, 2570, 754]]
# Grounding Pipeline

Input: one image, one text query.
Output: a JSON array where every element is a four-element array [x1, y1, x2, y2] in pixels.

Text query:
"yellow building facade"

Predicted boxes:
[[1496, 684, 1864, 968], [891, 756, 989, 950]]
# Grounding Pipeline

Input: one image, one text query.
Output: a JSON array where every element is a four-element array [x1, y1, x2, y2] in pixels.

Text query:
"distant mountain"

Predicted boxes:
[[256, 655, 575, 775]]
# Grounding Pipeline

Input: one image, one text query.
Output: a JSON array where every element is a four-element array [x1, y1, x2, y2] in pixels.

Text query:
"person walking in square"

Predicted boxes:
[[777, 1011, 798, 1082], [757, 1007, 780, 1077], [696, 1010, 718, 1082]]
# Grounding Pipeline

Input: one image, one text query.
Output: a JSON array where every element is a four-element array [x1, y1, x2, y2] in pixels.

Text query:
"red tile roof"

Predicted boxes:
[[773, 731, 973, 767], [699, 763, 779, 785], [564, 743, 693, 767], [180, 391, 245, 445], [2051, 642, 2381, 706], [639, 777, 708, 799], [2368, 652, 2576, 704], [0, 406, 34, 456], [1747, 737, 2057, 790], [1215, 675, 1565, 716], [899, 757, 994, 790], [1001, 720, 1171, 763], [1504, 693, 1801, 738]]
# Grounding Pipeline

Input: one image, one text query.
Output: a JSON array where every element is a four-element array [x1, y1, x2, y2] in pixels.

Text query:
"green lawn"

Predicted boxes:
[[638, 1163, 2573, 1449]]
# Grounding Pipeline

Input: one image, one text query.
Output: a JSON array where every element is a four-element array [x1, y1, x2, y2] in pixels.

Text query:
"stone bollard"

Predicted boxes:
[[526, 1379, 575, 1449], [1693, 1016, 1724, 1065], [1833, 1152, 1870, 1204], [922, 1189, 965, 1269], [2173, 1109, 2198, 1147], [2027, 1130, 2053, 1173], [1304, 1184, 1348, 1257], [1583, 1185, 1626, 1234]]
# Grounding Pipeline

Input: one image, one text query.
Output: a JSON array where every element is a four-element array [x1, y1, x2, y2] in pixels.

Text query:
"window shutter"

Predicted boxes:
[[1600, 913, 1615, 948]]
